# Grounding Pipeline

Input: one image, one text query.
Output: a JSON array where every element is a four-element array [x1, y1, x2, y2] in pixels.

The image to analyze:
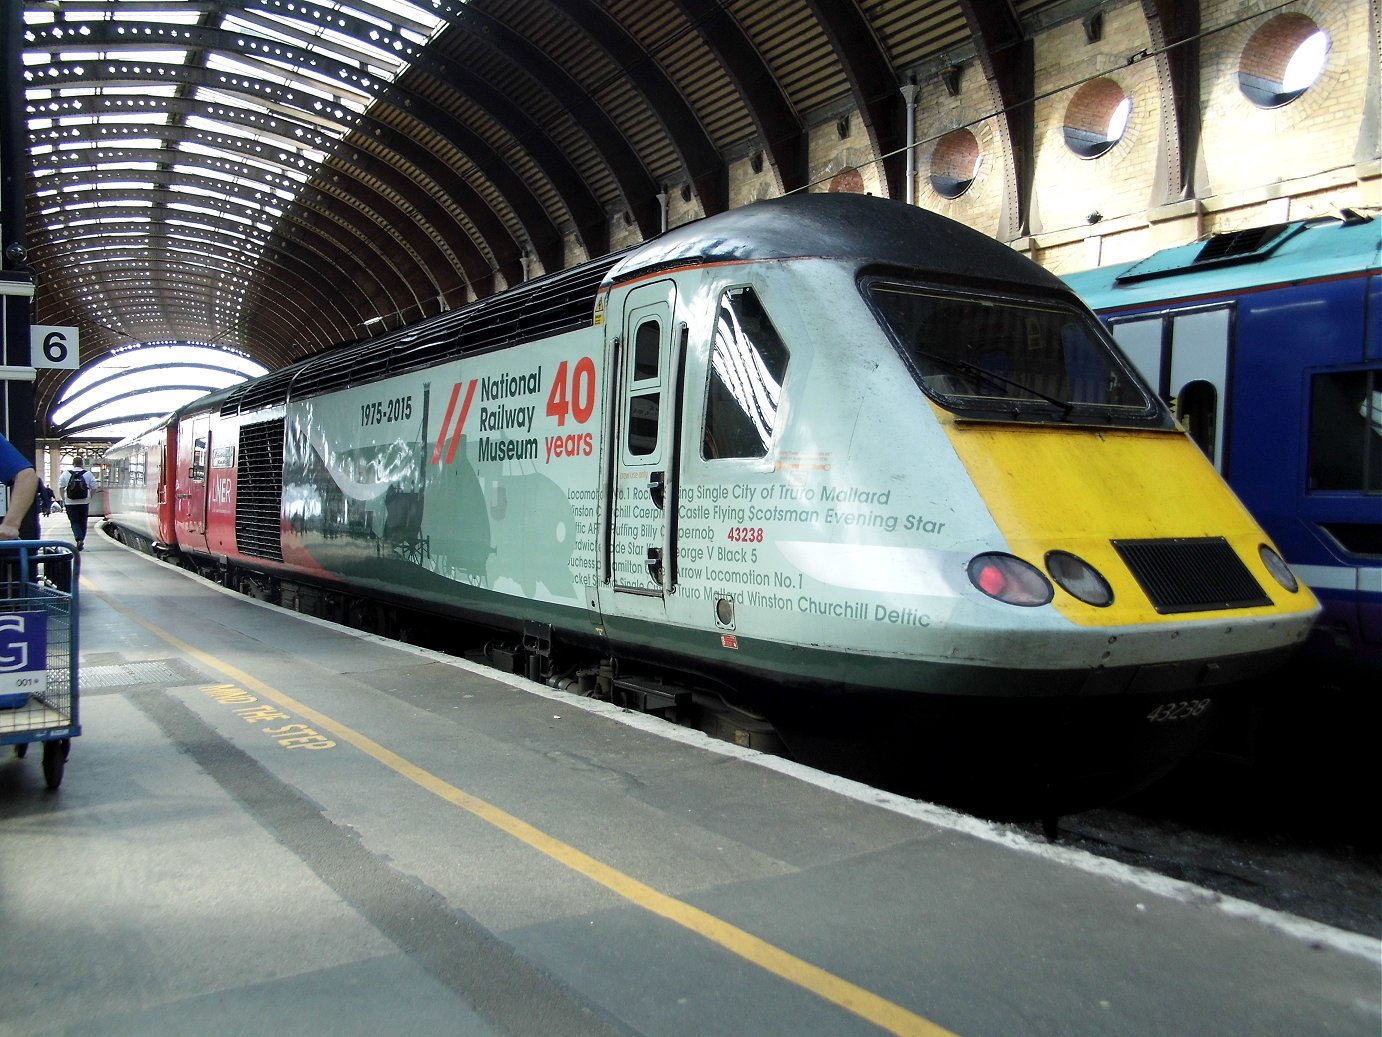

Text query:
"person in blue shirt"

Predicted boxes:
[[57, 456, 96, 551], [0, 433, 38, 541]]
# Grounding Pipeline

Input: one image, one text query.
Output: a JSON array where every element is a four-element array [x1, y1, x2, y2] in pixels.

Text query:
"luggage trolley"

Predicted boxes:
[[0, 540, 80, 789]]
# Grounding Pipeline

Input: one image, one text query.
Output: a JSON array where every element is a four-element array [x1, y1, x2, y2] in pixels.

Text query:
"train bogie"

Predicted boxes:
[[101, 193, 1324, 817]]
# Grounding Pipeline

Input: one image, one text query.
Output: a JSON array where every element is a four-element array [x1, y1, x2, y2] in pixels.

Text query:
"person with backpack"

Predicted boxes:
[[58, 456, 96, 550]]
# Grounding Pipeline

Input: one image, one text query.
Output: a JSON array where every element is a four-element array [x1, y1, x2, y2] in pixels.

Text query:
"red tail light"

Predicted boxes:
[[968, 553, 1053, 606]]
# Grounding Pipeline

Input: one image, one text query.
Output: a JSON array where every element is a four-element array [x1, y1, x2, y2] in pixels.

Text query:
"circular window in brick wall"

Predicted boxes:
[[1062, 78, 1132, 159], [1239, 14, 1330, 108], [929, 129, 982, 198]]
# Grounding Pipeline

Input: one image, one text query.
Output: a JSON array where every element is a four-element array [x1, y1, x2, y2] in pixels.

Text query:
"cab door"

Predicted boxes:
[[175, 412, 212, 553], [607, 280, 680, 610]]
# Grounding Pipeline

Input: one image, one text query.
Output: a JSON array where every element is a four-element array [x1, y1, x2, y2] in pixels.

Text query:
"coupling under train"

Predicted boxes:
[[99, 192, 1320, 817], [1064, 211, 1380, 681]]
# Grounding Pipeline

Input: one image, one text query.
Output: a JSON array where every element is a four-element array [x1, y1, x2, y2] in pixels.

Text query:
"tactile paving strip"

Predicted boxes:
[[79, 661, 187, 688]]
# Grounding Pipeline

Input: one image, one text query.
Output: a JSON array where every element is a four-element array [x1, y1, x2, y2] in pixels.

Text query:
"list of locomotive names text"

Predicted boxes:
[[574, 481, 950, 626]]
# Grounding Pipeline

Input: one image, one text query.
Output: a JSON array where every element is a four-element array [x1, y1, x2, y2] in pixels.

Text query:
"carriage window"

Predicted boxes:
[[703, 286, 790, 459], [1308, 370, 1382, 493]]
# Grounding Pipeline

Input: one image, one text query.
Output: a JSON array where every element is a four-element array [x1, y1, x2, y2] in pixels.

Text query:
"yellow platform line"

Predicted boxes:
[[95, 586, 961, 1037]]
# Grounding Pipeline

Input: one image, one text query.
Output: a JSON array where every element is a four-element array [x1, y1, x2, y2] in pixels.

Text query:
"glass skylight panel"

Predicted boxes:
[[170, 163, 239, 184], [57, 113, 172, 127], [59, 201, 155, 216], [166, 217, 257, 240], [109, 10, 203, 26], [289, 65, 373, 108], [174, 140, 296, 178], [66, 162, 161, 174], [186, 115, 261, 141], [95, 49, 188, 64], [61, 180, 157, 192], [59, 137, 165, 151], [173, 182, 250, 204], [93, 84, 180, 98], [311, 25, 407, 70], [353, 0, 446, 36], [166, 202, 252, 226], [225, 13, 400, 74], [208, 52, 293, 86], [192, 86, 270, 113]]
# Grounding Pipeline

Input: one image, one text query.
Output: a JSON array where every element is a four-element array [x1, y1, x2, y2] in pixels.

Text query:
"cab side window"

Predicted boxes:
[[703, 286, 789, 460]]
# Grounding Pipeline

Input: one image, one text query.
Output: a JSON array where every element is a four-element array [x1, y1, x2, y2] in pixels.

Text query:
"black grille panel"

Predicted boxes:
[[1113, 537, 1270, 614], [236, 419, 284, 562]]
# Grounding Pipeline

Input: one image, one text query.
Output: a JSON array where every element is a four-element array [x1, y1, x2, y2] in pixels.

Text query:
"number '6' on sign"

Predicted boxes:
[[31, 325, 81, 370]]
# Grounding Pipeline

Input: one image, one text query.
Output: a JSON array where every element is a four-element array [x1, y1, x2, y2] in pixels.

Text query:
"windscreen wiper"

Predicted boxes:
[[915, 350, 1074, 416]]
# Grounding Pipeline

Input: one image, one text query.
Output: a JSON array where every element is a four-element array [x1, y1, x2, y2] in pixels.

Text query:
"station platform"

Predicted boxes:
[[2, 517, 1378, 1037]]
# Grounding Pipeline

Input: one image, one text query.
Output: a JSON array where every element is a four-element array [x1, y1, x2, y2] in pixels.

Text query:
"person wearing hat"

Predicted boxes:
[[58, 456, 96, 550]]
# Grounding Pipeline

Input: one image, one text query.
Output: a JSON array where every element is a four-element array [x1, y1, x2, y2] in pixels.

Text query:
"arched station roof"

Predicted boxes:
[[17, 0, 1145, 437]]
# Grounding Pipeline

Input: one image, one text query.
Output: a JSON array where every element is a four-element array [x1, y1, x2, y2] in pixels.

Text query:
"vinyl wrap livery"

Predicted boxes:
[[102, 194, 1321, 814]]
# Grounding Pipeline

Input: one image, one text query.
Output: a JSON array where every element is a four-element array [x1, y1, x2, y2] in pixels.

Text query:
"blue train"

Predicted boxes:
[[1064, 210, 1380, 683]]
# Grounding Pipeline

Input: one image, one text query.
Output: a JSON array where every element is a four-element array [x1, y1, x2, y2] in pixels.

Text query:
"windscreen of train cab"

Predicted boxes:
[[863, 280, 1171, 429]]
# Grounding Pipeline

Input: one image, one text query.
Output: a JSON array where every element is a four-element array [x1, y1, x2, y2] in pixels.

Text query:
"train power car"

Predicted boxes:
[[1063, 211, 1380, 681], [102, 192, 1321, 817]]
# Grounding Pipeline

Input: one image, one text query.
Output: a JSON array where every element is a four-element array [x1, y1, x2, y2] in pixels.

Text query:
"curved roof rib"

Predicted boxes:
[[20, 0, 1138, 441]]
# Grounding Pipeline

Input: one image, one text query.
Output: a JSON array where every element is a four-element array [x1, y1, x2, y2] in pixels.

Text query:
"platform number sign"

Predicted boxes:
[[31, 325, 80, 370], [0, 612, 47, 705]]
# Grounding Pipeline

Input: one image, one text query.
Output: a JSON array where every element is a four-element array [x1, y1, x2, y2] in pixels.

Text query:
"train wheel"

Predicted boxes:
[[42, 739, 68, 789]]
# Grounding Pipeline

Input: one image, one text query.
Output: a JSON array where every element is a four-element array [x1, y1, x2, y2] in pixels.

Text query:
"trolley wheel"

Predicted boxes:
[[42, 739, 69, 789], [14, 743, 27, 759]]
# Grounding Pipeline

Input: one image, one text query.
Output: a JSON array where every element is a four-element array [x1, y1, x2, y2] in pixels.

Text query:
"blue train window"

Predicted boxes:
[[1308, 371, 1382, 494], [703, 286, 789, 460]]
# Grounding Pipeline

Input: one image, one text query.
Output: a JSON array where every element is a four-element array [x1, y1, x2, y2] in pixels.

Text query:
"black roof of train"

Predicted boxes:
[[609, 192, 1063, 292], [174, 193, 1068, 421]]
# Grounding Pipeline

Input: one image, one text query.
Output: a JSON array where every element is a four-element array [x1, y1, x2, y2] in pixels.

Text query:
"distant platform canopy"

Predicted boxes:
[[49, 343, 268, 442]]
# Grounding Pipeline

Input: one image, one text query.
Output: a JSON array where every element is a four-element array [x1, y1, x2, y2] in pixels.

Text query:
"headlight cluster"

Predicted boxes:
[[968, 544, 1303, 606], [968, 550, 1112, 607]]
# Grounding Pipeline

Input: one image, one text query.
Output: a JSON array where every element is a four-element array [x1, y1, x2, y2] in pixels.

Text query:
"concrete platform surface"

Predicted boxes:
[[1, 524, 1377, 1037]]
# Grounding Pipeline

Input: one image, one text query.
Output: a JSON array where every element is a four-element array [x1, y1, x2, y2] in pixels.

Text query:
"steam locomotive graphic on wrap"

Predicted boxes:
[[100, 192, 1320, 817]]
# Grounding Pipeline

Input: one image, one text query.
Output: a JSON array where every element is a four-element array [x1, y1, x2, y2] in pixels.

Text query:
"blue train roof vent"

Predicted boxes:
[[1114, 222, 1305, 284]]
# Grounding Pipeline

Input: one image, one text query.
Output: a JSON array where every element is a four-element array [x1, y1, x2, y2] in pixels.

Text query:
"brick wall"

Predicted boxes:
[[722, 0, 1378, 276]]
